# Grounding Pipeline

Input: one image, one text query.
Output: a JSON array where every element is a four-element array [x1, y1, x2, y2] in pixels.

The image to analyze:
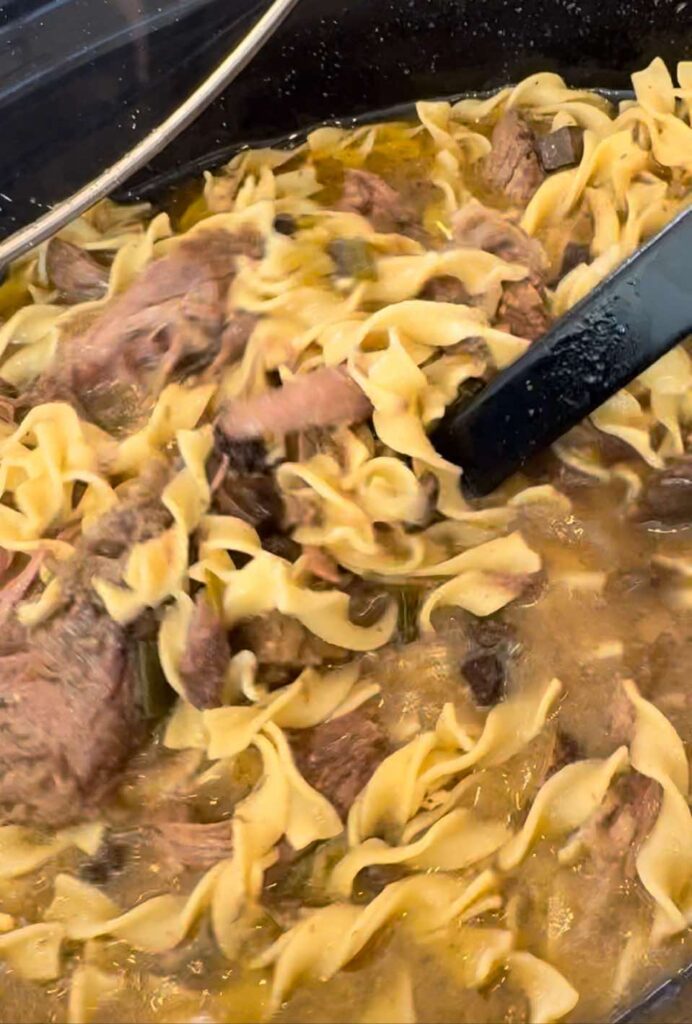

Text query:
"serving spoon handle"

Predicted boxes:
[[432, 205, 692, 497]]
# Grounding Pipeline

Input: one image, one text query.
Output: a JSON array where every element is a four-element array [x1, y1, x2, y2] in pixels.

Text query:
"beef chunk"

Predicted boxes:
[[214, 436, 268, 475], [636, 457, 692, 527], [419, 275, 472, 305], [177, 594, 230, 709], [452, 200, 548, 279], [230, 611, 347, 673], [547, 729, 583, 778], [0, 599, 143, 827], [558, 241, 591, 278], [483, 111, 546, 203], [461, 617, 517, 706], [151, 819, 233, 870], [46, 238, 109, 303], [213, 471, 284, 534], [273, 213, 297, 236], [327, 238, 377, 281], [536, 126, 584, 172], [461, 652, 505, 706], [35, 229, 262, 419], [561, 420, 637, 466], [336, 170, 417, 234], [574, 772, 662, 879], [495, 279, 552, 340], [79, 837, 128, 885], [290, 705, 390, 818], [216, 367, 372, 441]]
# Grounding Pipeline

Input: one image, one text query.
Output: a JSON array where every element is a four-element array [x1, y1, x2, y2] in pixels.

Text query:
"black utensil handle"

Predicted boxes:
[[432, 207, 692, 497]]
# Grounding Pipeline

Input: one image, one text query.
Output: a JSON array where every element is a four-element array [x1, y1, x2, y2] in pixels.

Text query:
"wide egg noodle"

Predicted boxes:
[[624, 681, 692, 942]]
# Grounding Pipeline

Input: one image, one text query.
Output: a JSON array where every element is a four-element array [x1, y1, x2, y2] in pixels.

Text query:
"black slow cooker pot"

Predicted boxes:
[[2, 1, 692, 1018]]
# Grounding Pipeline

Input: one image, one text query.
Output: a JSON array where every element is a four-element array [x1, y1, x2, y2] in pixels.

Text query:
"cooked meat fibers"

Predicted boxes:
[[230, 611, 348, 672], [452, 199, 552, 340], [461, 617, 516, 706], [452, 199, 547, 276], [419, 274, 473, 305], [575, 772, 662, 879], [495, 279, 552, 341], [43, 229, 262, 413], [336, 169, 417, 234], [290, 705, 390, 819], [216, 367, 372, 441], [46, 238, 109, 303], [177, 594, 230, 709], [636, 457, 692, 526], [151, 820, 234, 871], [483, 111, 546, 204], [0, 599, 143, 827]]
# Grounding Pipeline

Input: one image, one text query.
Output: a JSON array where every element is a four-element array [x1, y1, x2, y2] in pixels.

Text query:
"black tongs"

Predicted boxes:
[[432, 206, 692, 496]]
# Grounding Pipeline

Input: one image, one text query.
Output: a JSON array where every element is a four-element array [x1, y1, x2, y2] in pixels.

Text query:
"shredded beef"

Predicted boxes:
[[483, 111, 545, 203], [177, 594, 230, 709], [290, 704, 390, 818], [216, 367, 372, 442], [46, 238, 109, 303]]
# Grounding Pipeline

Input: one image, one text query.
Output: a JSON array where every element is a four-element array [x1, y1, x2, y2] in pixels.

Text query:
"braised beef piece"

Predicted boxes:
[[560, 420, 637, 466], [290, 704, 390, 818], [230, 611, 348, 676], [46, 238, 109, 303], [210, 434, 285, 535], [30, 229, 262, 419], [336, 169, 418, 234], [452, 199, 552, 339], [536, 126, 584, 172], [557, 241, 591, 279], [0, 465, 176, 828], [151, 819, 234, 870], [495, 279, 552, 341], [177, 594, 230, 710], [273, 213, 297, 236], [79, 836, 128, 885], [327, 238, 377, 281], [483, 111, 546, 204], [461, 617, 517, 706], [0, 598, 143, 827], [574, 772, 662, 879], [214, 436, 268, 475], [216, 367, 372, 442], [547, 729, 583, 777], [419, 274, 472, 305], [213, 470, 284, 534], [348, 579, 391, 627], [635, 457, 692, 527], [453, 199, 547, 276]]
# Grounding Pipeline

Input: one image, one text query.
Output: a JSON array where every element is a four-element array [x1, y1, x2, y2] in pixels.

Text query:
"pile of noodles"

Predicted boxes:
[[0, 57, 689, 1024]]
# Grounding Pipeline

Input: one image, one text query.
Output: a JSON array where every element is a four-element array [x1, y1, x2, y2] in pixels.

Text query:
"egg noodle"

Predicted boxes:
[[0, 58, 689, 1024]]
